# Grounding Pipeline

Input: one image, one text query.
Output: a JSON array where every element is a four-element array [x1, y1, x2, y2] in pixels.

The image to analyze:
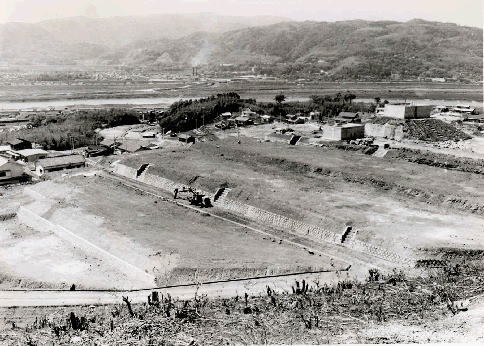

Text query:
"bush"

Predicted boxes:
[[158, 93, 244, 132], [15, 109, 140, 150]]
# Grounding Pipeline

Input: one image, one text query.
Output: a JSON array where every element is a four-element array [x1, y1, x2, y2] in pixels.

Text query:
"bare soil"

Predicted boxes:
[[122, 136, 484, 261], [1, 174, 343, 289], [65, 175, 340, 285]]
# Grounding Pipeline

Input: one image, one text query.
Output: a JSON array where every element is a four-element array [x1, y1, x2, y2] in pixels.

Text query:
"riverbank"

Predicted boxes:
[[0, 81, 482, 111]]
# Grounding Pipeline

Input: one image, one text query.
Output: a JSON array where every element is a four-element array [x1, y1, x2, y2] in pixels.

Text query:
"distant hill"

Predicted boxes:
[[0, 13, 287, 65], [108, 19, 481, 80], [1, 16, 481, 80]]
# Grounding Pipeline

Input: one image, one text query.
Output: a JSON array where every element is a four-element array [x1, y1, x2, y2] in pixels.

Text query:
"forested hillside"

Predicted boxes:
[[1, 16, 481, 81], [113, 19, 481, 80]]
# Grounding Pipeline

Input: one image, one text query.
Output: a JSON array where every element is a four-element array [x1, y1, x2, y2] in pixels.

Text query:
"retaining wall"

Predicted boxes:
[[17, 206, 156, 287], [218, 197, 341, 244], [112, 163, 413, 266], [346, 238, 414, 266], [112, 163, 213, 198], [113, 163, 341, 245]]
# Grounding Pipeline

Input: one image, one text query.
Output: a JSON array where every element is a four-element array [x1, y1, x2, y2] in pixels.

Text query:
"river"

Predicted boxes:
[[0, 96, 482, 111], [0, 97, 186, 111]]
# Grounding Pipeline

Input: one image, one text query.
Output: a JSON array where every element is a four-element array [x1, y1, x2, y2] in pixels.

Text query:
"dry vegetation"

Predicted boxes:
[[2, 249, 482, 344]]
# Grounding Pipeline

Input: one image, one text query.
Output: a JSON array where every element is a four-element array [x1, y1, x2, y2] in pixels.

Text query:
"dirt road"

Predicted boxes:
[[0, 269, 346, 307]]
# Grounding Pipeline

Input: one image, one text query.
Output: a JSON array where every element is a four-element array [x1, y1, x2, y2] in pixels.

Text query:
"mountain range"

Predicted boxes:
[[0, 14, 482, 80]]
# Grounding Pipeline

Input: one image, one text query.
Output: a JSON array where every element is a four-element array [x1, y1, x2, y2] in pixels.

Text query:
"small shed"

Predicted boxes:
[[85, 145, 113, 157], [322, 124, 365, 141], [233, 116, 253, 126], [221, 112, 232, 118], [241, 108, 257, 117], [178, 134, 196, 144], [14, 149, 48, 163], [0, 157, 31, 185], [7, 138, 32, 151], [260, 115, 273, 123], [335, 112, 361, 123], [0, 145, 11, 153], [142, 131, 157, 138], [35, 154, 86, 176]]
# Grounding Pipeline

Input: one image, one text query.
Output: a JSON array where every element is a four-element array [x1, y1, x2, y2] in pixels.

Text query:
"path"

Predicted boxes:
[[0, 270, 346, 307]]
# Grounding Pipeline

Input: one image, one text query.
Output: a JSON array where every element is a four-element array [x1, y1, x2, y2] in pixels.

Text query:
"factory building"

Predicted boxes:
[[378, 104, 432, 119]]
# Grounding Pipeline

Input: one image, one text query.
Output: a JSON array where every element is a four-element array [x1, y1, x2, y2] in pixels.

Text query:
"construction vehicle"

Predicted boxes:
[[173, 187, 212, 208], [189, 191, 212, 207]]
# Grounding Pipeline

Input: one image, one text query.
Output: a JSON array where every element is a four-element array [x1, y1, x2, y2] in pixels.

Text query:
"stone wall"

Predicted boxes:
[[113, 163, 342, 245], [17, 205, 156, 286], [345, 238, 414, 266], [217, 197, 341, 244], [112, 162, 413, 266]]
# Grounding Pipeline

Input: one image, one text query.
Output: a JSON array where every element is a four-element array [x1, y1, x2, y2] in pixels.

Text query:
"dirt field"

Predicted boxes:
[[1, 173, 345, 289], [122, 136, 484, 261]]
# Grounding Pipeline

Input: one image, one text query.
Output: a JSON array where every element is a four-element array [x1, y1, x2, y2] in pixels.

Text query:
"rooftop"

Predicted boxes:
[[341, 123, 365, 128], [235, 116, 250, 121], [0, 157, 9, 166], [37, 154, 85, 169], [337, 112, 359, 119], [178, 134, 195, 139], [14, 149, 48, 157], [7, 138, 27, 146]]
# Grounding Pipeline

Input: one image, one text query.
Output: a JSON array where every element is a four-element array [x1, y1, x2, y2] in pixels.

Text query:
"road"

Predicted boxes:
[[0, 270, 346, 307]]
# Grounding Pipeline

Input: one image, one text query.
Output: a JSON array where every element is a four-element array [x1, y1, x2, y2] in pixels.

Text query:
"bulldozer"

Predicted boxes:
[[173, 187, 212, 208], [189, 190, 212, 208]]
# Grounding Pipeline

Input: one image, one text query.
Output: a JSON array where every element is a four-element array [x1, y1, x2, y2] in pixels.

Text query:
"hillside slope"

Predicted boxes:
[[0, 13, 287, 64], [1, 17, 481, 80], [111, 19, 481, 80]]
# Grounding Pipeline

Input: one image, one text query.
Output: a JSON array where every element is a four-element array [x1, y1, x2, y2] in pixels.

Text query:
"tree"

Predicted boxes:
[[374, 97, 381, 105], [344, 93, 356, 104], [274, 94, 286, 104]]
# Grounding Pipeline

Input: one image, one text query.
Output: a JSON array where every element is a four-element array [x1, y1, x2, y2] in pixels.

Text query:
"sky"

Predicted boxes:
[[0, 0, 482, 28]]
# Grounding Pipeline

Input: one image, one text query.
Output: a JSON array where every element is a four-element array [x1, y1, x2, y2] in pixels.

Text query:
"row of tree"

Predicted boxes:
[[14, 109, 139, 150], [158, 93, 249, 132], [157, 91, 384, 131]]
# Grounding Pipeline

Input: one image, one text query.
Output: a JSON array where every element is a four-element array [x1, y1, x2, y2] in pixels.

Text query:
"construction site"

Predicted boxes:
[[1, 121, 482, 277], [1, 102, 483, 343]]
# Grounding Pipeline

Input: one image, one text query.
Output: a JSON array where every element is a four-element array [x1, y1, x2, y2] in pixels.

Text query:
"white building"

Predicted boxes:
[[322, 124, 365, 141], [378, 104, 432, 119]]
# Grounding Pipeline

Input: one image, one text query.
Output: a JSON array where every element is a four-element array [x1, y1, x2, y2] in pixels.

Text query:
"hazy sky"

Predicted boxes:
[[0, 0, 482, 27]]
